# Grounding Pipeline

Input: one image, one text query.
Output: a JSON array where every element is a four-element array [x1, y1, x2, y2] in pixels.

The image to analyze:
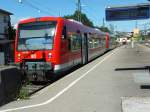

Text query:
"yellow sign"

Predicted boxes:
[[133, 28, 140, 36]]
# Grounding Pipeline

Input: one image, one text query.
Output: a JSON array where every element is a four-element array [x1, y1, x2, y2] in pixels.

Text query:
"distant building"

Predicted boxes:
[[117, 37, 131, 45], [0, 9, 13, 65]]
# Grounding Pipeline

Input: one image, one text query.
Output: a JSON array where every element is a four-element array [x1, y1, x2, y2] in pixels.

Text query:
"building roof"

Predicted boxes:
[[0, 9, 13, 15]]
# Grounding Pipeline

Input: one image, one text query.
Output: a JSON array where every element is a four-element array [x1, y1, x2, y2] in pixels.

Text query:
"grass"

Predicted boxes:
[[17, 81, 32, 100], [18, 87, 29, 100]]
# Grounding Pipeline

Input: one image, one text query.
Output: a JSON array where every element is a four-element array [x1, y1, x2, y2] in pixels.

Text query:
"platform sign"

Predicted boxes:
[[106, 4, 150, 21]]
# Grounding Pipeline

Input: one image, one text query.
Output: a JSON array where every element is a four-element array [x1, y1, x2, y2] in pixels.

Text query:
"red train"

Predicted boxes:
[[15, 17, 116, 81]]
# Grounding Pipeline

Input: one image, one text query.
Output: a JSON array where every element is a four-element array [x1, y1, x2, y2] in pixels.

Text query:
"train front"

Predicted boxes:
[[15, 17, 62, 81]]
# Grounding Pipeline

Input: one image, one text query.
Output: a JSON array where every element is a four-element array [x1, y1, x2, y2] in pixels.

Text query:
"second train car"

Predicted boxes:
[[15, 17, 115, 81]]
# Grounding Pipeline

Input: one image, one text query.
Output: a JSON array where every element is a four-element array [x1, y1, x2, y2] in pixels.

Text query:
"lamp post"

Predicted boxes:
[[131, 32, 134, 48]]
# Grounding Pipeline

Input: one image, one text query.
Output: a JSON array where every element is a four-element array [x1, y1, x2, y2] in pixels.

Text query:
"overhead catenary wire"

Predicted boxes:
[[26, 0, 57, 16], [77, 0, 105, 27], [16, 0, 102, 24], [23, 0, 54, 15], [15, 0, 54, 15], [81, 5, 102, 26], [82, 8, 98, 21]]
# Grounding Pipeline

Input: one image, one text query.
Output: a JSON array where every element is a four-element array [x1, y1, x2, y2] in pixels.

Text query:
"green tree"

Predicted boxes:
[[64, 10, 94, 27]]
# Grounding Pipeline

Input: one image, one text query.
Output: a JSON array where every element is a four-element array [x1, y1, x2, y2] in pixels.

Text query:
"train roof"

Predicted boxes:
[[18, 16, 107, 35], [18, 16, 62, 24], [65, 18, 106, 35]]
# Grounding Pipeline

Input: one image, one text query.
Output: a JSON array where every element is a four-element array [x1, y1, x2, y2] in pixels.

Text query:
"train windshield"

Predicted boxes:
[[18, 21, 57, 51]]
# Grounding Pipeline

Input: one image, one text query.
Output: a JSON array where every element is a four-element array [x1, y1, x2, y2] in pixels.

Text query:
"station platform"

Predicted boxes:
[[1, 44, 150, 112]]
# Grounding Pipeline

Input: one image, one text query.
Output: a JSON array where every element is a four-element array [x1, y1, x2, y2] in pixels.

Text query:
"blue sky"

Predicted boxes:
[[0, 0, 149, 31]]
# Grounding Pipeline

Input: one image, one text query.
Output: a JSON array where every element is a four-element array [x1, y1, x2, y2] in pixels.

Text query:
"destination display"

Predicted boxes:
[[106, 5, 150, 21]]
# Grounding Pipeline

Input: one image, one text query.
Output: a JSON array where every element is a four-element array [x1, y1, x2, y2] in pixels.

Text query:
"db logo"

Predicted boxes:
[[31, 54, 36, 58]]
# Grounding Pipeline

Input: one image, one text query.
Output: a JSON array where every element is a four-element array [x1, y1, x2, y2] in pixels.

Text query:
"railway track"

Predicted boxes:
[[21, 81, 51, 97]]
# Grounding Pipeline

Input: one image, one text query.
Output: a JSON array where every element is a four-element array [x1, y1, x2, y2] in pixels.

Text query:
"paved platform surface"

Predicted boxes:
[[122, 97, 150, 112], [1, 44, 150, 112]]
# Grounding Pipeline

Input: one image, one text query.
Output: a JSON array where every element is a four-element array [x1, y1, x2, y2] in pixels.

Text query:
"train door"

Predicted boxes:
[[106, 33, 109, 49], [81, 33, 88, 64]]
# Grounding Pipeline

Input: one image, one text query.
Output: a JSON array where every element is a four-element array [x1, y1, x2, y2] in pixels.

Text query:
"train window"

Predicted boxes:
[[102, 36, 106, 47], [88, 33, 95, 49], [69, 32, 81, 51], [88, 34, 102, 49], [18, 21, 57, 51], [62, 26, 67, 39], [88, 38, 93, 49], [93, 38, 100, 48]]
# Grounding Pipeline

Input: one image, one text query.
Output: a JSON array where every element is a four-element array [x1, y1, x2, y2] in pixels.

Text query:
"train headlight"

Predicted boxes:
[[18, 53, 21, 59], [48, 53, 52, 58]]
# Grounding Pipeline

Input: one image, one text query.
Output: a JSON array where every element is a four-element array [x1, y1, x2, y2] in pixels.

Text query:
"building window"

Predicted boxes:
[[3, 16, 7, 23], [4, 27, 8, 38]]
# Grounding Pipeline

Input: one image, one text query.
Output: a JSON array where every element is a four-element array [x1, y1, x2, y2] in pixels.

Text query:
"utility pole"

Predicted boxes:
[[77, 0, 81, 22], [135, 20, 138, 28], [102, 18, 105, 27], [144, 24, 147, 36]]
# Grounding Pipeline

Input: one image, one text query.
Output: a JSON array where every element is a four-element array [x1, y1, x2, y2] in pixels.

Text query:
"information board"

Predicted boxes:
[[106, 5, 150, 21]]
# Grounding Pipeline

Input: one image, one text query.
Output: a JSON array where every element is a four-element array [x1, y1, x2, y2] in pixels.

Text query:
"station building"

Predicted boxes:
[[0, 9, 14, 65]]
